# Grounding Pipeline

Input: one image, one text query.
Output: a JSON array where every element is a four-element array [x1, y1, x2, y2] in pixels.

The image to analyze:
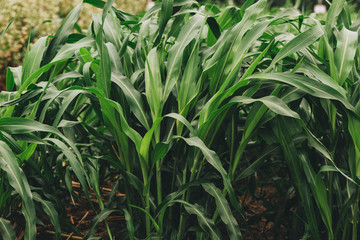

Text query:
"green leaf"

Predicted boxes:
[[297, 61, 347, 97], [0, 17, 16, 41], [83, 0, 106, 9], [177, 44, 200, 115], [59, 91, 83, 124], [267, 24, 324, 71], [229, 95, 300, 119], [247, 73, 354, 112], [216, 6, 241, 30], [199, 13, 286, 124], [6, 66, 22, 91], [235, 145, 278, 181], [33, 192, 61, 239], [145, 48, 163, 119], [129, 204, 160, 233], [206, 17, 221, 46], [96, 26, 112, 98], [179, 201, 221, 240], [22, 37, 47, 83], [0, 218, 16, 240], [0, 88, 42, 110], [106, 43, 123, 72], [49, 137, 90, 197], [276, 118, 320, 240], [42, 3, 83, 65], [325, 0, 346, 37], [83, 209, 118, 239], [347, 114, 360, 177], [4, 59, 70, 118], [164, 14, 205, 103], [180, 136, 240, 213], [319, 35, 338, 82], [334, 27, 358, 85], [140, 117, 162, 167], [202, 183, 242, 240], [52, 36, 95, 62], [204, 0, 266, 94], [123, 209, 134, 240], [0, 218, 15, 240], [0, 118, 85, 179], [0, 141, 36, 240], [52, 72, 83, 85], [0, 17, 15, 42], [154, 0, 174, 46], [299, 153, 333, 237], [94, 13, 122, 50], [111, 71, 150, 129]]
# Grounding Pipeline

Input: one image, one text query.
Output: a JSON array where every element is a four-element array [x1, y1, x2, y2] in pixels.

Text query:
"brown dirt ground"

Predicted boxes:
[[241, 185, 291, 240], [12, 182, 291, 239], [11, 183, 290, 240], [0, 75, 5, 91]]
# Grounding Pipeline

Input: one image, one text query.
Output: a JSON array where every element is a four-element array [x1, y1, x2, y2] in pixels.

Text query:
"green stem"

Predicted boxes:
[[177, 163, 189, 240], [154, 122, 162, 206], [342, 220, 350, 240], [145, 191, 151, 236], [169, 157, 179, 223], [156, 161, 162, 205], [96, 190, 113, 240], [229, 139, 247, 180], [352, 187, 359, 240], [141, 162, 150, 236], [177, 152, 204, 239]]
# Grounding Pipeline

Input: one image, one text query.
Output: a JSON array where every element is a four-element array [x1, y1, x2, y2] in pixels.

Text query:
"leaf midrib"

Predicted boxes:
[[0, 219, 12, 239], [113, 74, 150, 129], [164, 17, 203, 100], [337, 30, 350, 81], [208, 184, 238, 237]]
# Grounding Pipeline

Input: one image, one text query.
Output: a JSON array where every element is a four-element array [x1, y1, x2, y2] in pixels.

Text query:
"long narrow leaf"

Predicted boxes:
[[0, 218, 15, 240], [334, 27, 358, 85], [202, 183, 242, 240], [0, 141, 36, 240], [22, 37, 47, 83], [42, 4, 82, 65], [266, 24, 324, 71]]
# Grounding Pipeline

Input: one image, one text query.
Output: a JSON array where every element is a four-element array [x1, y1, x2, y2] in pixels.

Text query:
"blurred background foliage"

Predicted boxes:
[[0, 0, 148, 90], [1, 0, 360, 91]]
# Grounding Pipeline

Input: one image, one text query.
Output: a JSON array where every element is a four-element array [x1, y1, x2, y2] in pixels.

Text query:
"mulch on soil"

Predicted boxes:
[[13, 181, 126, 240], [0, 75, 5, 91], [12, 181, 291, 239], [241, 184, 291, 240]]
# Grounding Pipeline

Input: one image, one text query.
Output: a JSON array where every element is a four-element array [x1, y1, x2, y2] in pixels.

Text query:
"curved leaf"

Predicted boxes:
[[111, 71, 150, 129], [266, 24, 324, 71], [177, 200, 222, 240], [0, 218, 15, 240], [334, 27, 358, 85], [42, 3, 83, 65], [83, 209, 118, 239], [0, 141, 36, 240], [247, 73, 355, 112], [33, 192, 61, 239], [202, 183, 242, 240], [22, 37, 47, 83], [164, 14, 205, 103]]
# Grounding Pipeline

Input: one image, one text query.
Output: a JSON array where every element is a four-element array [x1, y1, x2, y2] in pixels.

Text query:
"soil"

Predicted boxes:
[[12, 182, 291, 239], [0, 75, 5, 91], [14, 181, 126, 240], [240, 184, 291, 240]]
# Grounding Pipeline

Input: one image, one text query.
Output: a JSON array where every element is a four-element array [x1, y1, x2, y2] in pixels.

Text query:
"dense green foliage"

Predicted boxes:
[[0, 0, 148, 90], [1, 0, 360, 239]]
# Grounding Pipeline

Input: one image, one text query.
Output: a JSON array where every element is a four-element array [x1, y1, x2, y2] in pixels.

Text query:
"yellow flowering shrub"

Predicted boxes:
[[0, 0, 148, 89]]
